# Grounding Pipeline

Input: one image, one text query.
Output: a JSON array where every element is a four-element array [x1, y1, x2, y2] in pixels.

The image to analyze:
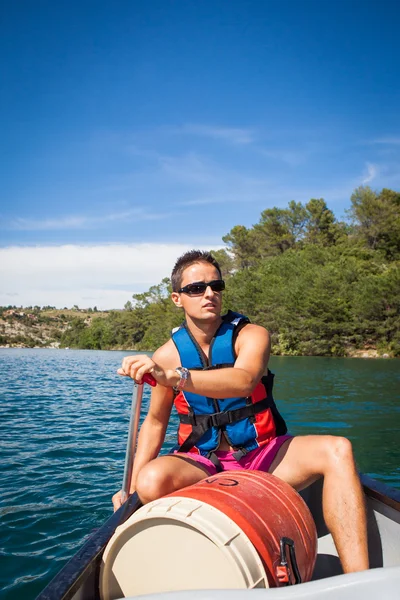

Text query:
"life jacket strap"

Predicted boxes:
[[179, 396, 270, 427], [177, 397, 271, 453], [203, 363, 234, 370], [208, 452, 224, 473]]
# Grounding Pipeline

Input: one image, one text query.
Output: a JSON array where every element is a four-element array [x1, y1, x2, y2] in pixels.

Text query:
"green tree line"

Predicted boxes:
[[60, 186, 400, 356]]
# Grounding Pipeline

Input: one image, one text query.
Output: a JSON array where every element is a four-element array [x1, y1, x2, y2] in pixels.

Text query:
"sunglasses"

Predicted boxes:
[[177, 279, 225, 296]]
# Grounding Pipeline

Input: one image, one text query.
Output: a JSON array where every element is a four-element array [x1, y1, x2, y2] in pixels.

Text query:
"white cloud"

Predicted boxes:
[[361, 162, 378, 184], [0, 243, 215, 309]]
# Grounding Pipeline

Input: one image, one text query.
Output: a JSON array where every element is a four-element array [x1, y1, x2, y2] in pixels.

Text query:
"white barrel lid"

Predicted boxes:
[[100, 495, 268, 599]]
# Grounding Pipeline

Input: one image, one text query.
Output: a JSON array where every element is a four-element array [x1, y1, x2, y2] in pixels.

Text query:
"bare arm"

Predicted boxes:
[[181, 324, 270, 397], [119, 324, 271, 399], [111, 345, 176, 510]]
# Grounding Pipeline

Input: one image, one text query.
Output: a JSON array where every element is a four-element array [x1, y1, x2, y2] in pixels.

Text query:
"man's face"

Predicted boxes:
[[171, 262, 223, 322]]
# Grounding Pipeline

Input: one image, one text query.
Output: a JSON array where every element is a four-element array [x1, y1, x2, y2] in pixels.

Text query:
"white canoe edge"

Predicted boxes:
[[129, 565, 400, 599]]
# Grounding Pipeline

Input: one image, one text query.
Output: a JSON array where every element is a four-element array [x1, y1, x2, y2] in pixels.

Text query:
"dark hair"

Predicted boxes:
[[171, 250, 222, 292]]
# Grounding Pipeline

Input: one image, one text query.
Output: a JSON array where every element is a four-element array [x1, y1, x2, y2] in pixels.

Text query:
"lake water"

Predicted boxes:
[[0, 349, 399, 599]]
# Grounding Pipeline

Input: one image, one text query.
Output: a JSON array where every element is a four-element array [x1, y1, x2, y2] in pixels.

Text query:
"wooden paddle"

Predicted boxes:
[[121, 373, 157, 503]]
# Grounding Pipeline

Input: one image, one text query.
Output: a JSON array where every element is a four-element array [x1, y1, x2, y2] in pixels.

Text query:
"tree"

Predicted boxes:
[[304, 198, 341, 246], [348, 186, 400, 259], [222, 225, 260, 269], [253, 202, 308, 257], [129, 278, 182, 350], [210, 249, 235, 277], [253, 207, 296, 255]]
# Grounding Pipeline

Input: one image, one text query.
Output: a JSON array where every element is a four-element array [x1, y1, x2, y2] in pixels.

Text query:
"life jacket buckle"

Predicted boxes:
[[232, 448, 248, 461], [210, 410, 233, 428], [210, 413, 221, 428]]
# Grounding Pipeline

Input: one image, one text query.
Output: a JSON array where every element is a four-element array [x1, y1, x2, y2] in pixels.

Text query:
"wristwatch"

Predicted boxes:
[[174, 366, 189, 392]]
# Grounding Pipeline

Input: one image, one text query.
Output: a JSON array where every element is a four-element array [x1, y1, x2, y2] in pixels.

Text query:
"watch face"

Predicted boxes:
[[175, 367, 189, 391]]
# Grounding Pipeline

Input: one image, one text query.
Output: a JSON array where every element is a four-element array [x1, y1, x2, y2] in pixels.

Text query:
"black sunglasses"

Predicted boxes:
[[178, 279, 225, 296]]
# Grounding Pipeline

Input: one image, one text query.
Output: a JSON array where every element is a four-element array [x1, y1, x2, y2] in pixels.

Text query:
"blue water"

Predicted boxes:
[[0, 349, 399, 599]]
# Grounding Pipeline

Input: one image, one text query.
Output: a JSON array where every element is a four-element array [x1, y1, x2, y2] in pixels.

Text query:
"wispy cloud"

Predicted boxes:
[[176, 177, 272, 207], [8, 208, 167, 231], [159, 152, 221, 185], [361, 162, 378, 184], [370, 136, 400, 145], [175, 124, 255, 145], [260, 148, 308, 166], [12, 216, 88, 231], [169, 123, 320, 166], [6, 125, 395, 242]]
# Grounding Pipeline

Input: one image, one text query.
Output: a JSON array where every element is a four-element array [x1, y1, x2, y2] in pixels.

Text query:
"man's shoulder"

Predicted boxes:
[[235, 322, 270, 350], [152, 338, 179, 368], [238, 321, 269, 337]]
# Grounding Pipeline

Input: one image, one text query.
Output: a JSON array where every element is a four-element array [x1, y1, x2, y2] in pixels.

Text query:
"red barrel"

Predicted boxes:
[[168, 470, 317, 586]]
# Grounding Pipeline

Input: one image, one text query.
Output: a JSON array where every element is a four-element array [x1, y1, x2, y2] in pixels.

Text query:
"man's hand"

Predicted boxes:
[[112, 489, 125, 512], [117, 354, 176, 388]]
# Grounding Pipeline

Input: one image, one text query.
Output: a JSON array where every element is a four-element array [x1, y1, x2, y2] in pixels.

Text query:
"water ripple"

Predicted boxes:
[[0, 349, 399, 599]]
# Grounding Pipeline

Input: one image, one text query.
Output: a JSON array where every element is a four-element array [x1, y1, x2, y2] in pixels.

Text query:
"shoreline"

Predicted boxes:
[[0, 345, 395, 358]]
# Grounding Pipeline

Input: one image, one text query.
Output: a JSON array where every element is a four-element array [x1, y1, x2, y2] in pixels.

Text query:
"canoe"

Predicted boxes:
[[36, 473, 400, 599]]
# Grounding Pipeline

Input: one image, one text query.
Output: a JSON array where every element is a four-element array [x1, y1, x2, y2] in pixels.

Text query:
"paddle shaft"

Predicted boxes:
[[121, 374, 156, 503]]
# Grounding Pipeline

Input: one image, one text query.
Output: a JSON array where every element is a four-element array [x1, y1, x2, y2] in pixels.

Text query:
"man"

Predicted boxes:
[[113, 250, 368, 574]]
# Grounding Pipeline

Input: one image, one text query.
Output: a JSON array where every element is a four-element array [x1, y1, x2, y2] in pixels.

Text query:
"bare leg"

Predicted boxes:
[[135, 454, 211, 504], [269, 435, 369, 573]]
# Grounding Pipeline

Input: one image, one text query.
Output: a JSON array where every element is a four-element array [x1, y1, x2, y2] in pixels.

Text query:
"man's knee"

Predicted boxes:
[[324, 435, 355, 468], [135, 462, 171, 504]]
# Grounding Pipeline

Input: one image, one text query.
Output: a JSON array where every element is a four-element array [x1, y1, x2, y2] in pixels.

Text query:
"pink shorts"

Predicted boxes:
[[173, 435, 293, 476]]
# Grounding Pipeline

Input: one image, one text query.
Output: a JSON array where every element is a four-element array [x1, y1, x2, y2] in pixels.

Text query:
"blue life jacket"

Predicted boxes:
[[172, 310, 287, 459]]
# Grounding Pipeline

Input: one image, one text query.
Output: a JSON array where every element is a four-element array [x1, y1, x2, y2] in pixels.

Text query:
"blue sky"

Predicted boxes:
[[1, 0, 399, 308]]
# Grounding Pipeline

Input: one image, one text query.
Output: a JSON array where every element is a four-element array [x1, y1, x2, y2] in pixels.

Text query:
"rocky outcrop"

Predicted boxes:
[[0, 311, 68, 348]]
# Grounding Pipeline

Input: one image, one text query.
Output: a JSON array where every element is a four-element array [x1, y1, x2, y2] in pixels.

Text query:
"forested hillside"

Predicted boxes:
[[3, 186, 399, 357], [59, 186, 400, 357]]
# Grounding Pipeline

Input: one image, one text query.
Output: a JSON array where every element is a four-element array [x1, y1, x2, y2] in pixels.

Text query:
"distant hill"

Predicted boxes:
[[0, 307, 108, 348]]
